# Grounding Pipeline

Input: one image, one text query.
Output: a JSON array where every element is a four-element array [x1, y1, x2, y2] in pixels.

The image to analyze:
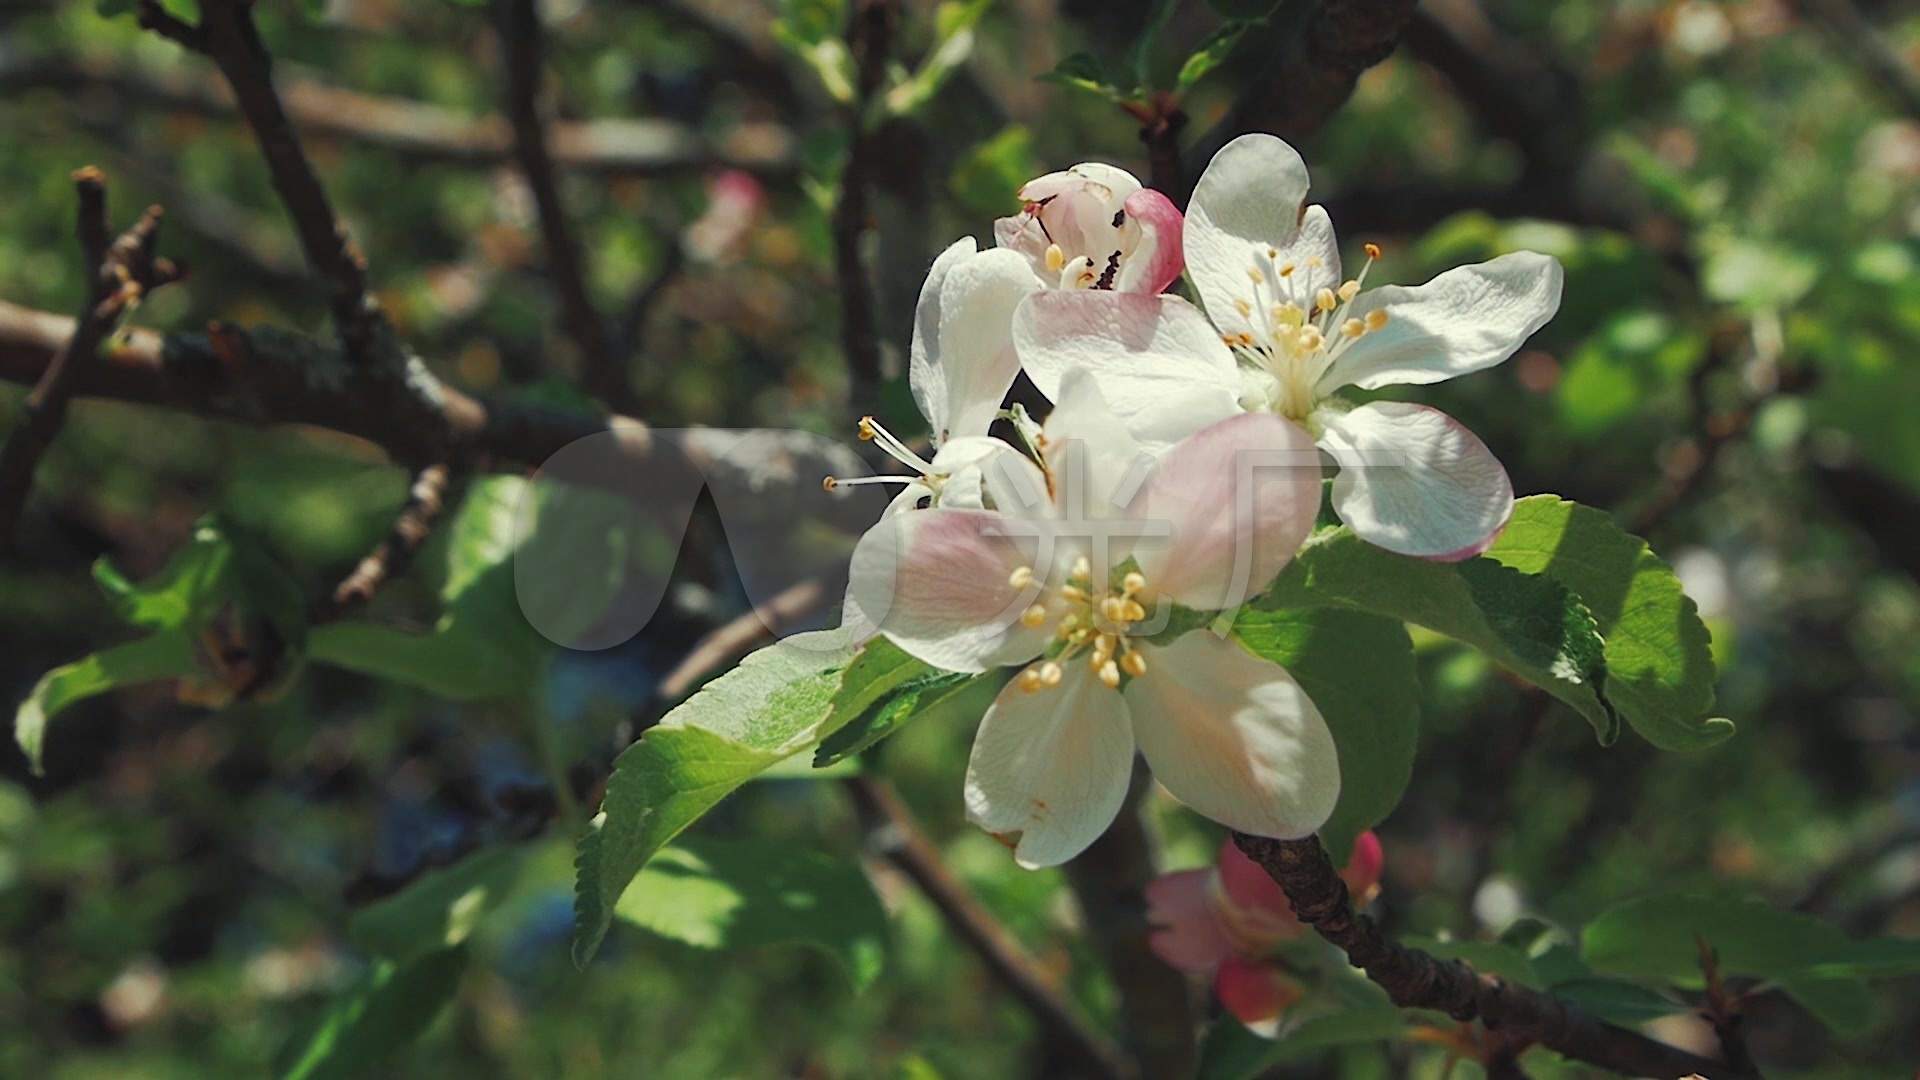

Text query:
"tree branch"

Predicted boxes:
[[496, 0, 631, 414], [1065, 762, 1195, 1078], [1232, 833, 1750, 1079], [832, 0, 895, 409], [0, 169, 185, 547], [0, 301, 874, 534], [315, 463, 452, 623], [845, 776, 1132, 1079], [656, 575, 834, 702], [0, 55, 793, 176]]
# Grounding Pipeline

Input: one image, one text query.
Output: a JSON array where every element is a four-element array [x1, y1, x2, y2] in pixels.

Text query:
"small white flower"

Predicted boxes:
[[994, 162, 1185, 294], [847, 372, 1338, 867], [1015, 134, 1565, 561]]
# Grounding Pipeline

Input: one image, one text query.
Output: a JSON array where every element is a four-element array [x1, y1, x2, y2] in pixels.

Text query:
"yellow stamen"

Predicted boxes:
[[1343, 318, 1365, 338], [1122, 571, 1147, 594], [1233, 297, 1252, 317], [1039, 662, 1064, 687], [822, 476, 838, 491], [1364, 242, 1382, 260], [1098, 659, 1121, 689], [1315, 287, 1338, 313], [1365, 309, 1390, 331], [1071, 556, 1091, 579], [1121, 599, 1147, 623], [1021, 604, 1048, 628], [857, 416, 876, 441], [1019, 668, 1044, 693], [1045, 244, 1066, 273], [1279, 263, 1295, 278], [1299, 327, 1324, 352], [1008, 565, 1034, 589], [1338, 280, 1360, 302], [1122, 650, 1148, 677], [1062, 584, 1087, 602], [1093, 633, 1117, 661], [1246, 266, 1266, 285], [1307, 257, 1324, 268]]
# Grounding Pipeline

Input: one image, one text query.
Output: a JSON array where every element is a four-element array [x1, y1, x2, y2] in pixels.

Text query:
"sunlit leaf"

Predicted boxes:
[[348, 847, 527, 966]]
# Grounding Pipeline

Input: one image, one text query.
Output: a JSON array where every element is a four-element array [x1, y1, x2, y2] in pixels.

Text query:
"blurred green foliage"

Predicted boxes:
[[2, 0, 1920, 1076]]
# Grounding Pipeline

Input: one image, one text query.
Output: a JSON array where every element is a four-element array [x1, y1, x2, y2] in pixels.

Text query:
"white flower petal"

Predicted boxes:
[[1317, 401, 1514, 561], [1319, 251, 1565, 393], [965, 663, 1136, 868], [1133, 412, 1323, 610], [1040, 371, 1154, 529], [1125, 634, 1339, 839], [910, 243, 1042, 445], [1014, 291, 1242, 452], [846, 509, 1061, 671], [1186, 134, 1312, 334]]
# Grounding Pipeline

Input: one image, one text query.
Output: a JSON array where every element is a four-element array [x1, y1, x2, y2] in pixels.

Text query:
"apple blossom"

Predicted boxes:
[[1147, 832, 1385, 1031], [995, 162, 1185, 294], [846, 372, 1338, 867], [1014, 133, 1565, 561]]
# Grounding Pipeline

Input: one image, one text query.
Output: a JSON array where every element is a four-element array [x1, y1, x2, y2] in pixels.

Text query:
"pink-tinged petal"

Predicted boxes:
[[1342, 830, 1385, 905], [1186, 134, 1312, 334], [1115, 187, 1185, 294], [1217, 837, 1296, 919], [1124, 635, 1339, 839], [1146, 869, 1236, 973], [1013, 291, 1242, 453], [1318, 251, 1564, 394], [909, 238, 978, 436], [1215, 956, 1305, 1028], [846, 509, 1061, 672], [1316, 402, 1514, 561], [1131, 412, 1322, 611], [964, 662, 1136, 869], [918, 248, 1044, 444], [1040, 371, 1153, 535]]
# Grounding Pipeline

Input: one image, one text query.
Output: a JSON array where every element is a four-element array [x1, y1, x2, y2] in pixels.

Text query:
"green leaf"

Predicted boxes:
[[815, 669, 994, 766], [1176, 21, 1249, 95], [1259, 526, 1617, 744], [887, 0, 995, 117], [571, 630, 859, 967], [1233, 609, 1418, 864], [1198, 1004, 1407, 1080], [1780, 937, 1920, 982], [1485, 496, 1730, 750], [1401, 936, 1539, 987], [1547, 977, 1690, 1025], [274, 947, 467, 1080], [1581, 894, 1873, 1034], [1039, 53, 1125, 100], [15, 632, 199, 774], [1132, 0, 1181, 90], [347, 847, 526, 966], [616, 837, 887, 990], [822, 637, 933, 730], [950, 126, 1039, 220]]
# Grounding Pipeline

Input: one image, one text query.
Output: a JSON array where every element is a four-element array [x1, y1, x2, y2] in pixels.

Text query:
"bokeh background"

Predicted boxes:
[[2, 0, 1919, 1076]]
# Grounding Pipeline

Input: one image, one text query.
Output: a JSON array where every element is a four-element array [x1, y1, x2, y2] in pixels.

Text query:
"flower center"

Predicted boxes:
[[822, 415, 942, 496], [1008, 558, 1151, 691], [1220, 242, 1391, 422], [1008, 192, 1136, 291]]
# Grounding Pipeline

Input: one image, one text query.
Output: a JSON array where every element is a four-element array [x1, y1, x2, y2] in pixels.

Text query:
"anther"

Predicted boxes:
[[1365, 309, 1390, 331], [1364, 242, 1382, 260], [1021, 604, 1048, 628], [1071, 556, 1091, 579], [1236, 332, 1256, 347], [1279, 263, 1296, 277], [1040, 662, 1064, 687], [1122, 571, 1146, 594], [1315, 287, 1338, 313], [1266, 247, 1279, 260], [857, 416, 876, 440], [1008, 565, 1034, 589], [1122, 651, 1148, 677], [1343, 318, 1365, 338], [1233, 298, 1252, 317], [1299, 327, 1324, 352], [1338, 280, 1360, 302], [1246, 266, 1266, 285], [1019, 668, 1044, 693], [1308, 257, 1324, 268], [1045, 244, 1066, 273], [822, 476, 838, 491], [1094, 633, 1116, 660], [1121, 599, 1147, 623], [1098, 660, 1121, 689], [1062, 584, 1087, 602], [1100, 596, 1126, 622]]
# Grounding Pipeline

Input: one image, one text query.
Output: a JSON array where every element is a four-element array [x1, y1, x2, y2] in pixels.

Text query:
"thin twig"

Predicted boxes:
[[0, 168, 184, 547], [314, 464, 452, 623], [832, 0, 894, 409], [1233, 833, 1751, 1079], [1697, 933, 1759, 1077], [844, 776, 1132, 1079], [0, 54, 792, 175], [657, 576, 834, 701], [1065, 762, 1195, 1078], [496, 0, 631, 414]]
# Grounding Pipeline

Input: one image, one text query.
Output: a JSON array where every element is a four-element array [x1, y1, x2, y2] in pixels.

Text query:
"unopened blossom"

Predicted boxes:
[[995, 162, 1185, 295], [827, 237, 1037, 516], [1148, 832, 1385, 1031], [1015, 133, 1565, 560], [847, 372, 1338, 867]]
